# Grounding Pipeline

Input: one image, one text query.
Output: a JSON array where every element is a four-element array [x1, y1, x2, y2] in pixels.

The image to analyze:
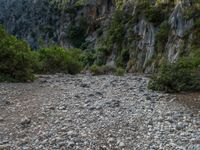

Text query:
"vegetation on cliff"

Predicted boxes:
[[0, 26, 83, 82], [35, 46, 83, 74], [0, 26, 35, 82], [148, 3, 200, 92], [148, 52, 200, 92]]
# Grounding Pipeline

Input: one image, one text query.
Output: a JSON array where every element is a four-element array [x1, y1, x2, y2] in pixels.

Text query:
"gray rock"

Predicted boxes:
[[0, 74, 199, 150], [108, 138, 115, 143], [80, 83, 90, 88], [119, 142, 125, 147], [0, 117, 4, 122], [20, 117, 31, 128], [58, 105, 67, 110], [187, 144, 200, 150], [0, 144, 10, 150], [67, 141, 75, 147], [146, 96, 151, 100], [176, 123, 187, 130]]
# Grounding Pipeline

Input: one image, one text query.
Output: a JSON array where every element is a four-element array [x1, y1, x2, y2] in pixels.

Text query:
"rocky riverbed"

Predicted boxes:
[[0, 74, 199, 150]]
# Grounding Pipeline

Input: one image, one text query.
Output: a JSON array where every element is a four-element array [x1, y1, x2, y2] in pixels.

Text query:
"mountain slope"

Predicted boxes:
[[0, 0, 199, 73]]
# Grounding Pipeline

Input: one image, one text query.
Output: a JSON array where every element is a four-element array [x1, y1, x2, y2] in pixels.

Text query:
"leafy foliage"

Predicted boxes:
[[90, 64, 125, 76], [134, 0, 173, 25], [191, 18, 200, 48], [67, 17, 88, 48], [82, 49, 96, 67], [37, 46, 83, 74], [90, 65, 116, 75], [155, 21, 170, 52], [115, 67, 125, 76], [0, 26, 35, 82], [104, 10, 129, 48], [148, 49, 200, 92]]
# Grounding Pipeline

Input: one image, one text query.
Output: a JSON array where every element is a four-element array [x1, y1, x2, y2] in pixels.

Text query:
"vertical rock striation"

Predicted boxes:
[[0, 0, 197, 73]]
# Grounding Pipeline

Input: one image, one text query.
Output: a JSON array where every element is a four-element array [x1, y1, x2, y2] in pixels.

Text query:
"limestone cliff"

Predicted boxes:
[[0, 0, 199, 73]]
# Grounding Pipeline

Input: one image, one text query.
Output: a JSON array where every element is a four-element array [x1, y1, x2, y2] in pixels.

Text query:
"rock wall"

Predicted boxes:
[[0, 0, 197, 73]]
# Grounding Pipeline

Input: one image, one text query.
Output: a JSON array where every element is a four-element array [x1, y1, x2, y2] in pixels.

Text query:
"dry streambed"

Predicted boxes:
[[0, 74, 199, 150]]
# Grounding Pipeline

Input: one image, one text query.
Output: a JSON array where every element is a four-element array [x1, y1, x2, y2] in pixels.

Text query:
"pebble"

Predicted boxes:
[[0, 74, 199, 150], [20, 117, 31, 128], [176, 123, 187, 130], [67, 141, 75, 147], [0, 117, 4, 122], [108, 138, 115, 143], [0, 144, 10, 150], [119, 142, 125, 147]]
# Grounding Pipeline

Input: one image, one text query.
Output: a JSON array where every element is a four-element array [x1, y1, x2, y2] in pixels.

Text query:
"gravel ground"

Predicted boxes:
[[0, 74, 199, 150]]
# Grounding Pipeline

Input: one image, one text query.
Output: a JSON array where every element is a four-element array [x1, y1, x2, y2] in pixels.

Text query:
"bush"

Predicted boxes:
[[148, 50, 200, 92], [67, 17, 88, 48], [191, 18, 200, 48], [90, 65, 117, 75], [31, 51, 43, 73], [104, 10, 129, 48], [121, 48, 129, 61], [155, 21, 170, 52], [90, 65, 125, 76], [133, 0, 172, 26], [89, 65, 105, 75], [0, 74, 19, 82], [115, 67, 125, 76], [37, 46, 83, 74], [82, 49, 96, 67], [144, 7, 164, 25], [0, 26, 35, 82], [183, 3, 200, 20]]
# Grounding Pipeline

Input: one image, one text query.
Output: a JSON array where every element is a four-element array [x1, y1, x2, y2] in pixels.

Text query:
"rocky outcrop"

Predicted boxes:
[[0, 0, 197, 73], [167, 1, 193, 63], [0, 0, 63, 48], [134, 19, 155, 72]]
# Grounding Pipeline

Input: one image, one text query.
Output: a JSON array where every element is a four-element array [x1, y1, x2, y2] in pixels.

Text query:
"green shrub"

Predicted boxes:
[[116, 56, 124, 68], [82, 49, 96, 67], [183, 3, 200, 20], [155, 21, 170, 52], [144, 7, 164, 25], [0, 26, 35, 82], [95, 48, 108, 66], [31, 51, 43, 73], [116, 48, 130, 68], [37, 46, 83, 74], [115, 67, 125, 76], [67, 17, 88, 48], [90, 65, 116, 75], [66, 48, 83, 74], [90, 65, 105, 75], [191, 18, 200, 48], [104, 10, 129, 48], [96, 47, 110, 56], [0, 74, 19, 82], [148, 49, 200, 92], [67, 25, 86, 48], [90, 64, 125, 76], [132, 0, 172, 26]]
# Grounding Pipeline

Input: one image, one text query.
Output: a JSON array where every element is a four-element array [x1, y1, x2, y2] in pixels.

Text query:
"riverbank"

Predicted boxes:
[[0, 74, 199, 149]]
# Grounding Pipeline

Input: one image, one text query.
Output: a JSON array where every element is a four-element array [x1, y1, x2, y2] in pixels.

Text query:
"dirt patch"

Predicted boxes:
[[175, 92, 200, 113]]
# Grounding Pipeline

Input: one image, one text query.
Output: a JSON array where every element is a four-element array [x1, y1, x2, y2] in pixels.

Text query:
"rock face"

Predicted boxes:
[[133, 19, 156, 72], [0, 0, 197, 72], [0, 0, 114, 49], [0, 0, 62, 49], [167, 1, 194, 63]]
